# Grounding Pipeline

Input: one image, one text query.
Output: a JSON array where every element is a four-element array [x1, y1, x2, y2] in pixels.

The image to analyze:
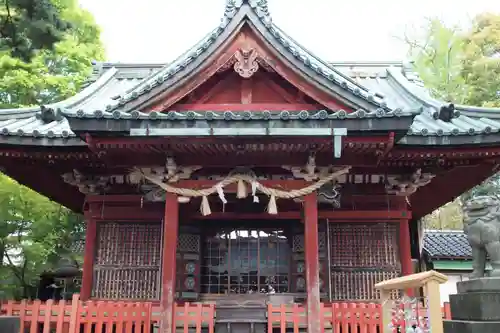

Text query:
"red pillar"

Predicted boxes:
[[399, 218, 414, 296], [81, 217, 96, 300], [160, 193, 179, 333], [303, 192, 320, 333]]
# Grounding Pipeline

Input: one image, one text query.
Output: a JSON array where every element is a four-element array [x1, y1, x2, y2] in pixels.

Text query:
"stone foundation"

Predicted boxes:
[[443, 277, 500, 333], [0, 316, 20, 333]]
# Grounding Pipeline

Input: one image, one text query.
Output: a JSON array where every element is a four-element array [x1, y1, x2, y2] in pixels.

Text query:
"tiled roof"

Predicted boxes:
[[2, 1, 500, 146], [423, 230, 472, 259], [0, 64, 161, 145], [94, 0, 390, 116], [333, 63, 500, 145]]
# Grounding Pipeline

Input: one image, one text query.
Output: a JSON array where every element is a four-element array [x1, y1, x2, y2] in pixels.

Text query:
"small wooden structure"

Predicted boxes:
[[1, 1, 500, 332]]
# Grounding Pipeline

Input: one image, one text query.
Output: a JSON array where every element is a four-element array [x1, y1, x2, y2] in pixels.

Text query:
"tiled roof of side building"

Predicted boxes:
[[0, 64, 161, 146], [423, 230, 472, 259], [333, 62, 500, 145]]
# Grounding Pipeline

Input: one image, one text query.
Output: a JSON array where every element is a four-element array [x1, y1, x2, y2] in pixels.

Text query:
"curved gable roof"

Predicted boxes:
[[61, 0, 398, 118], [2, 1, 500, 147]]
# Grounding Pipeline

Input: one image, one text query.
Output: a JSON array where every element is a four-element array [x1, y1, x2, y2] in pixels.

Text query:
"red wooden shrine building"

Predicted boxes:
[[2, 0, 500, 332]]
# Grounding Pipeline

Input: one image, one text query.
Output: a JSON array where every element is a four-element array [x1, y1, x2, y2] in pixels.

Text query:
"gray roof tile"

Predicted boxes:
[[2, 2, 500, 146], [423, 230, 472, 259]]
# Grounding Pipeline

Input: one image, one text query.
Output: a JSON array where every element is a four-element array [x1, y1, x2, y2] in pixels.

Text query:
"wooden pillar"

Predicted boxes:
[[160, 193, 179, 333], [424, 280, 444, 333], [303, 192, 321, 333], [80, 217, 96, 300], [399, 219, 414, 296]]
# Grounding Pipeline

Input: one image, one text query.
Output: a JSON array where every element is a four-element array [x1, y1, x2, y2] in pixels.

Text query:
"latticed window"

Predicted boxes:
[[93, 222, 162, 300], [329, 222, 401, 300], [201, 228, 290, 294]]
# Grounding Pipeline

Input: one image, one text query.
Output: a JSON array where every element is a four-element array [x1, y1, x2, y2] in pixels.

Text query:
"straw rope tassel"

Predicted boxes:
[[236, 179, 247, 199], [267, 194, 277, 214], [251, 181, 259, 203], [200, 196, 211, 216]]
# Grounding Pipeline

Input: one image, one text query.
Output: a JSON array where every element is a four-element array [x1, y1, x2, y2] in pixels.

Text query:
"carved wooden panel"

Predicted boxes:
[[93, 222, 162, 300], [328, 222, 401, 300], [175, 226, 201, 300], [290, 222, 329, 298]]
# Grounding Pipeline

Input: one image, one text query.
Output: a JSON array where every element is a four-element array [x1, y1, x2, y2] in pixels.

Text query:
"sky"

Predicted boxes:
[[79, 0, 500, 64]]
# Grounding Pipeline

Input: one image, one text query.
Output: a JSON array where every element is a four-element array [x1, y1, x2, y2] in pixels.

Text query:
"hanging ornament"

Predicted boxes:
[[251, 181, 259, 203], [200, 196, 211, 216], [267, 194, 278, 214], [236, 179, 247, 199]]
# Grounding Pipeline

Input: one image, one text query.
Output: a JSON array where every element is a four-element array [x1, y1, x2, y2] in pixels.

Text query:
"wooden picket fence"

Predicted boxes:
[[268, 302, 452, 333], [0, 295, 215, 333], [1, 295, 450, 333]]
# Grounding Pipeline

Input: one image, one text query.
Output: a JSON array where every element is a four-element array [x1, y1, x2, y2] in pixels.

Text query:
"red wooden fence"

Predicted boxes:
[[1, 295, 450, 333], [268, 302, 452, 333]]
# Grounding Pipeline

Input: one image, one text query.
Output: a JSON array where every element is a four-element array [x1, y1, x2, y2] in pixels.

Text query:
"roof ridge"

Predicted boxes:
[[99, 0, 393, 114]]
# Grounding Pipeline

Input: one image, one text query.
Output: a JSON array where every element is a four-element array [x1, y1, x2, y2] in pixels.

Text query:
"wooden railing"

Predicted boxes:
[[1, 294, 449, 333], [0, 295, 215, 333]]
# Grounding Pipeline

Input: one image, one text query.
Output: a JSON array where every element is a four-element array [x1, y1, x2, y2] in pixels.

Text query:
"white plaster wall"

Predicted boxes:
[[439, 273, 468, 304]]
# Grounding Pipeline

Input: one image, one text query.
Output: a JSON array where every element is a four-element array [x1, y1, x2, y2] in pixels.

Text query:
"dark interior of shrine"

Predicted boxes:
[[198, 220, 297, 295]]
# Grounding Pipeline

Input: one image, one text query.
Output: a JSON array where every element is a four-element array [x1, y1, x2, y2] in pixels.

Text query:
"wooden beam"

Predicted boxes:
[[303, 192, 320, 333], [169, 103, 319, 111], [412, 163, 496, 219], [321, 210, 411, 220], [160, 193, 179, 333], [399, 218, 414, 296], [90, 135, 389, 147], [80, 217, 96, 300], [84, 206, 412, 221], [241, 78, 253, 104]]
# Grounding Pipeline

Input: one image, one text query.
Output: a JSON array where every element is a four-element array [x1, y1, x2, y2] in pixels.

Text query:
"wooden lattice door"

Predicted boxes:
[[328, 222, 401, 300], [93, 222, 162, 300]]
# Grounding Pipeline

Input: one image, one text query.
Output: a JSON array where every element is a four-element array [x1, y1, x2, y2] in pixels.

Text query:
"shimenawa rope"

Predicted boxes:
[[132, 166, 350, 216]]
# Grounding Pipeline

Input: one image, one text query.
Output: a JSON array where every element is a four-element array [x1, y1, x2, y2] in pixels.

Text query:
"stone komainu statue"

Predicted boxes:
[[463, 195, 500, 278]]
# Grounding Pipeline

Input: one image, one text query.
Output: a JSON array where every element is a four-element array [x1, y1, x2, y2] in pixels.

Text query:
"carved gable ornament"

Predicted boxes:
[[234, 48, 259, 78]]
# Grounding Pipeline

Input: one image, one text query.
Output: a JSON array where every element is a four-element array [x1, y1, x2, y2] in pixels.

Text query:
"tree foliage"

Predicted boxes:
[[0, 0, 72, 61], [405, 14, 500, 229], [0, 0, 103, 299], [0, 176, 84, 299], [407, 14, 500, 107], [0, 0, 104, 108]]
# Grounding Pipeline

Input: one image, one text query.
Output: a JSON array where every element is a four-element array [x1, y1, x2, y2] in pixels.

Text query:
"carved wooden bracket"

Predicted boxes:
[[234, 48, 259, 78], [385, 169, 435, 196], [282, 155, 333, 181]]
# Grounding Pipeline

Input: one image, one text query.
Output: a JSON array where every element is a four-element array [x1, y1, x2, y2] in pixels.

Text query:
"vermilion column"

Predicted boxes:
[[81, 217, 96, 300], [303, 192, 320, 333], [399, 218, 414, 296], [160, 193, 179, 333]]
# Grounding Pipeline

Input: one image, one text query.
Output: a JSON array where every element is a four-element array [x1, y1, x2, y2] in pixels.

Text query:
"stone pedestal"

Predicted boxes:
[[443, 277, 500, 333], [0, 316, 20, 333]]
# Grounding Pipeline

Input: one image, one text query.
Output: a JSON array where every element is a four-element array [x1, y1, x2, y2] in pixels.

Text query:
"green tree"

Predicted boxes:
[[0, 176, 84, 299], [405, 14, 500, 228], [0, 0, 72, 61], [462, 13, 500, 107], [0, 0, 104, 108], [405, 19, 470, 103], [0, 0, 102, 298]]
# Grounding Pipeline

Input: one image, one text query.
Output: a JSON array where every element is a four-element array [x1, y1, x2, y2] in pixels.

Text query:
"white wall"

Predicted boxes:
[[439, 273, 468, 304]]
